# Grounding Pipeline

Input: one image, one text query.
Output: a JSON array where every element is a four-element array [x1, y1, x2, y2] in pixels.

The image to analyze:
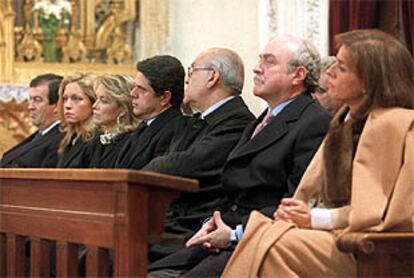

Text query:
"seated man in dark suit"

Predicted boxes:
[[148, 36, 331, 277], [1, 74, 64, 168], [115, 55, 185, 169], [143, 48, 255, 258]]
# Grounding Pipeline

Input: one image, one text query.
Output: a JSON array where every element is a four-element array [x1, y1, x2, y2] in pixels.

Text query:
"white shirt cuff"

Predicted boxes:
[[311, 208, 334, 230]]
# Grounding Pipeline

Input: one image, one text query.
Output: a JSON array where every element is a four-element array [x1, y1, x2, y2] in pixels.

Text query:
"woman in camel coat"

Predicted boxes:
[[222, 29, 414, 277]]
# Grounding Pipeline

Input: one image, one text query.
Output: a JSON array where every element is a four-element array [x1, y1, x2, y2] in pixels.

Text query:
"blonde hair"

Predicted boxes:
[[58, 72, 97, 155], [96, 74, 138, 133]]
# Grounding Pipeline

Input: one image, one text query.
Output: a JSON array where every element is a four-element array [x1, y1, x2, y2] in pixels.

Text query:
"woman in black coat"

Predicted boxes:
[[88, 74, 138, 168], [56, 73, 97, 168]]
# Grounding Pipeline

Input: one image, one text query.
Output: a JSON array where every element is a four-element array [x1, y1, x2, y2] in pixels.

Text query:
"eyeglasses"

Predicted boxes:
[[315, 86, 328, 94], [187, 66, 214, 78]]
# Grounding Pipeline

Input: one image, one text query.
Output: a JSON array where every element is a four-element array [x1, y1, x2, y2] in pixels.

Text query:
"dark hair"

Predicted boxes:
[[335, 29, 414, 109], [30, 73, 63, 105], [136, 55, 185, 107]]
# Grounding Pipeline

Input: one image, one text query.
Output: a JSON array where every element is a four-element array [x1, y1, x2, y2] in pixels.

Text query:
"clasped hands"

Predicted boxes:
[[185, 198, 311, 253], [185, 210, 232, 253], [273, 198, 311, 228]]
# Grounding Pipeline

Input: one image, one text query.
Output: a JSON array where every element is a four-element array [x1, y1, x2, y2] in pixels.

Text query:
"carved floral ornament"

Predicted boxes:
[[262, 0, 328, 55], [14, 0, 137, 64]]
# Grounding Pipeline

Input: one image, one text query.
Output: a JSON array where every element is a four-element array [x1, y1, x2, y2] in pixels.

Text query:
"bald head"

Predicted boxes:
[[196, 47, 245, 95]]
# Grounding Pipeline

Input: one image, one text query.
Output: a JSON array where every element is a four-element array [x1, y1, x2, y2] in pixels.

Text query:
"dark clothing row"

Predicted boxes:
[[144, 97, 255, 237], [148, 93, 331, 276]]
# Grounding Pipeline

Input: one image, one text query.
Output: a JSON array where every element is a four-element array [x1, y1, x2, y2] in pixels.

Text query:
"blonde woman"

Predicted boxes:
[[56, 72, 97, 168], [89, 74, 138, 168]]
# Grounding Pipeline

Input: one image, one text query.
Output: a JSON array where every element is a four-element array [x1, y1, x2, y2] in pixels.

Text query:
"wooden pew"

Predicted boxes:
[[0, 168, 198, 277], [337, 232, 414, 277]]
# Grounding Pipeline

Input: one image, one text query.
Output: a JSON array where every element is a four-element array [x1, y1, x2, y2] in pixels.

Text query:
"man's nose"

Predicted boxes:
[[253, 63, 262, 74], [130, 89, 138, 98]]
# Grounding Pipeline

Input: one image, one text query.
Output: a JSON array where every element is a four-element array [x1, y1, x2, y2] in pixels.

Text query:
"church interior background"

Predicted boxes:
[[0, 0, 411, 156]]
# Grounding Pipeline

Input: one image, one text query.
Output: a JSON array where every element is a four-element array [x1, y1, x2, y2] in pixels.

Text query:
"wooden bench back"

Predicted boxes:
[[0, 169, 198, 277]]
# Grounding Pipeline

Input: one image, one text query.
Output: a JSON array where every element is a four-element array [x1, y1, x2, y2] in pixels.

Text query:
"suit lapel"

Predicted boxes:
[[123, 108, 180, 167], [173, 116, 206, 151], [1, 133, 37, 164], [1, 125, 60, 164], [227, 94, 314, 161], [116, 122, 147, 165], [228, 115, 288, 160]]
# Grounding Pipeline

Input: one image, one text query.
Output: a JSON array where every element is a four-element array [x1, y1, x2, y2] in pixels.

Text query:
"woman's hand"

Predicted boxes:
[[273, 198, 311, 228]]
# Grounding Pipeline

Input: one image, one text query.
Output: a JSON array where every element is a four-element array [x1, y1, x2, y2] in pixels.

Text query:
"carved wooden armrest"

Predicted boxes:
[[336, 232, 414, 277], [337, 232, 414, 254]]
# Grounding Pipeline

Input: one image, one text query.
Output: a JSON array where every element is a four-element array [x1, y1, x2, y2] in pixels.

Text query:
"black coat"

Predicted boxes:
[[148, 93, 331, 275], [115, 107, 182, 169], [0, 124, 63, 168], [144, 96, 255, 236], [56, 136, 93, 168], [88, 131, 131, 168]]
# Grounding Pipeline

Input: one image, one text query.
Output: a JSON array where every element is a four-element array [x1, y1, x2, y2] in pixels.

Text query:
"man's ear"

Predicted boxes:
[[292, 66, 307, 86], [160, 91, 172, 106], [206, 70, 219, 89], [52, 104, 59, 114]]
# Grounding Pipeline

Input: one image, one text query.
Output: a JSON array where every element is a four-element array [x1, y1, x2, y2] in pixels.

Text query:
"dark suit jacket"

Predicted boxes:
[[0, 124, 63, 168], [148, 93, 331, 273], [115, 107, 182, 169], [56, 136, 93, 168], [221, 94, 330, 226], [144, 96, 255, 235], [88, 131, 131, 168]]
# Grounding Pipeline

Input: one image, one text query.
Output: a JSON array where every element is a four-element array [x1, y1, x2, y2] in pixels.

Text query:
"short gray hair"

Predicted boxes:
[[286, 39, 321, 93], [320, 56, 337, 72], [204, 48, 244, 95]]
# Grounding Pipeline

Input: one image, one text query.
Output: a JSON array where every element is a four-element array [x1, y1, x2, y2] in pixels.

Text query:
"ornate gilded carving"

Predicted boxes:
[[16, 33, 43, 62], [0, 0, 14, 82], [107, 27, 132, 64], [0, 101, 35, 156], [12, 0, 137, 64], [62, 31, 88, 63]]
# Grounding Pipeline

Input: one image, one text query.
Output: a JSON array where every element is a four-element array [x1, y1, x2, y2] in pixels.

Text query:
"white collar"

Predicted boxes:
[[200, 96, 235, 119], [40, 120, 60, 135]]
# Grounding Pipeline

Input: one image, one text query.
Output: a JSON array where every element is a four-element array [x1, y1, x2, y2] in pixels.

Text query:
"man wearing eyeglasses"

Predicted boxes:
[[148, 36, 331, 277], [143, 48, 255, 260]]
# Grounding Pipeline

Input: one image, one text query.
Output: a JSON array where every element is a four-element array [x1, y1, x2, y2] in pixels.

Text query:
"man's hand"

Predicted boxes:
[[185, 211, 232, 252], [273, 198, 311, 228]]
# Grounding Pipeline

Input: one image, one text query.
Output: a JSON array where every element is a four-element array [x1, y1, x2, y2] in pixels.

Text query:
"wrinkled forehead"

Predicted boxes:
[[262, 37, 302, 59]]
